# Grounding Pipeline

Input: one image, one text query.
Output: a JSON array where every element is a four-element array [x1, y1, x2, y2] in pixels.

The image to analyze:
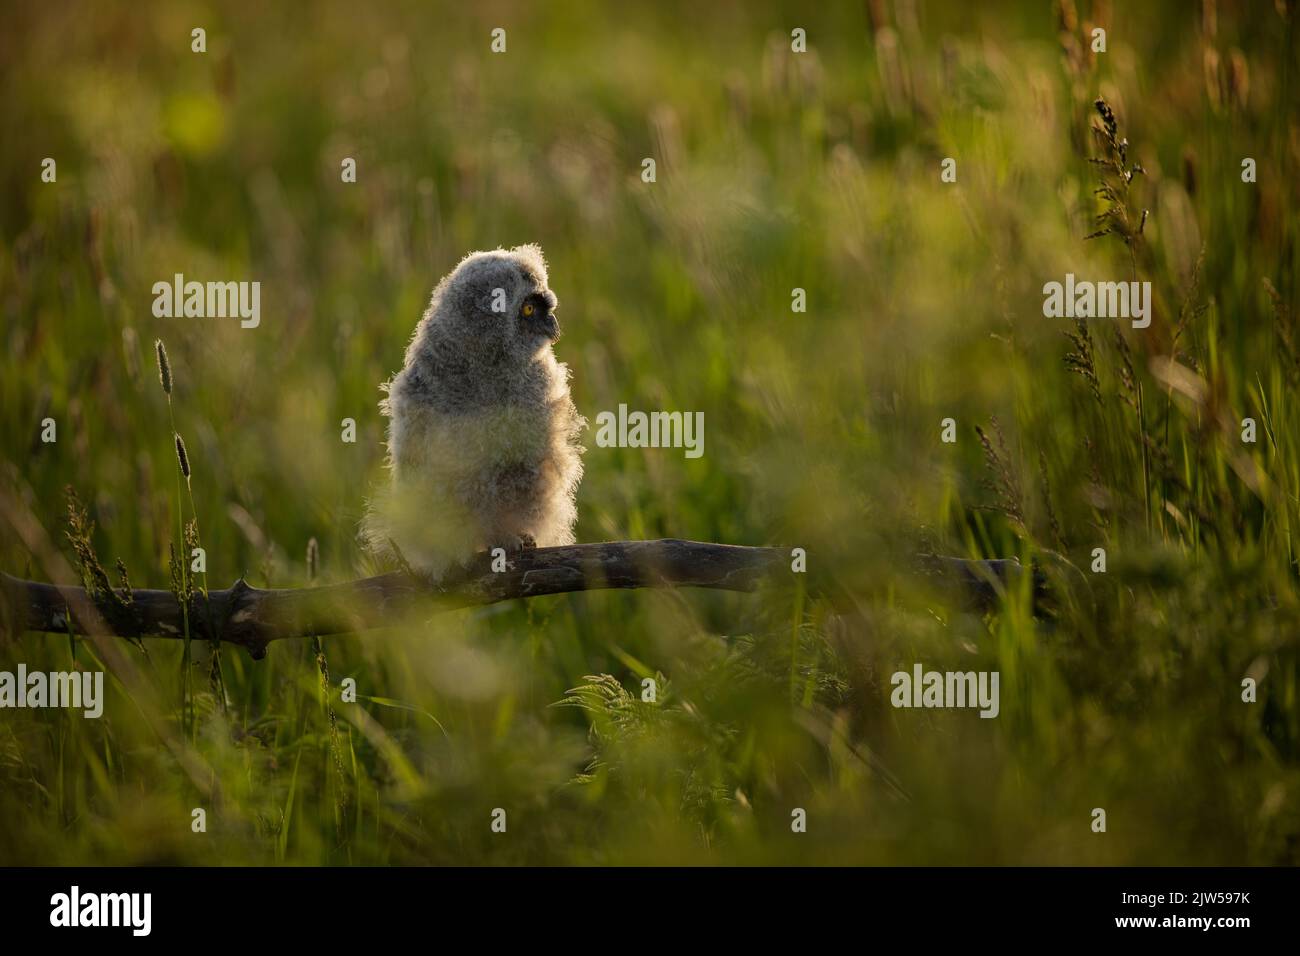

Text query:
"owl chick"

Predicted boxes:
[[362, 244, 586, 575]]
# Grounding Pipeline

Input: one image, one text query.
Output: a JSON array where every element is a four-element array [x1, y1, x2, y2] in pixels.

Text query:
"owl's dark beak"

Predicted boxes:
[[530, 311, 560, 341]]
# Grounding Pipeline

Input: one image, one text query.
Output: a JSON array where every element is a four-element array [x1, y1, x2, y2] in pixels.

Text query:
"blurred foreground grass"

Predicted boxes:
[[1, 0, 1298, 864]]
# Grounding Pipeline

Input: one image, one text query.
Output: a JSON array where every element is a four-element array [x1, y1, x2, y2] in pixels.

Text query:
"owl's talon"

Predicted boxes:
[[490, 534, 535, 558]]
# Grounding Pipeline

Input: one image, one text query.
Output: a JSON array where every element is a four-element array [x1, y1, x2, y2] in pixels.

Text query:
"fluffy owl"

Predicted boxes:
[[362, 244, 586, 574]]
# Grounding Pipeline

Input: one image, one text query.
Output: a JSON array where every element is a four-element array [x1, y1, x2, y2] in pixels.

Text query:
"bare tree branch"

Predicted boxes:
[[0, 539, 1030, 660]]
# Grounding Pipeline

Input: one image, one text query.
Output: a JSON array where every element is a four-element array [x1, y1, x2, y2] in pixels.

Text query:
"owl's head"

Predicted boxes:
[[433, 244, 561, 361]]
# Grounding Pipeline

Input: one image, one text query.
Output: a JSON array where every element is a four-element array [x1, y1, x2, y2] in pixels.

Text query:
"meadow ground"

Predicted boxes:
[[1, 0, 1298, 865]]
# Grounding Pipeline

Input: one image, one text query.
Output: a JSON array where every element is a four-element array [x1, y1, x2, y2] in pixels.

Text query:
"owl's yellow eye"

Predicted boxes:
[[522, 302, 535, 317]]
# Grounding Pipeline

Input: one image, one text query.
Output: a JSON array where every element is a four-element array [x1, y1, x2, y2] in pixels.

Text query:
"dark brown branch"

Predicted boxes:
[[0, 540, 1032, 660]]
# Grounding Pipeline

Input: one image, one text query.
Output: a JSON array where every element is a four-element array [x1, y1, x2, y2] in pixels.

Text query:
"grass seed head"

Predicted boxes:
[[155, 339, 172, 396], [1094, 98, 1117, 140], [174, 433, 191, 480]]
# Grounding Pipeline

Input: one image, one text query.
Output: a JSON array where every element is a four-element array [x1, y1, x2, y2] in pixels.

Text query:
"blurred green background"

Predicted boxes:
[[1, 0, 1298, 864]]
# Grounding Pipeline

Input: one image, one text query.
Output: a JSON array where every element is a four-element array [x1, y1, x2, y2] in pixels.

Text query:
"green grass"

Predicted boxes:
[[1, 0, 1298, 865]]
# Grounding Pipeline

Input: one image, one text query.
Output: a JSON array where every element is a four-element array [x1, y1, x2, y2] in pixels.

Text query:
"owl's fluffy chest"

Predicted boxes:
[[388, 361, 561, 481]]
